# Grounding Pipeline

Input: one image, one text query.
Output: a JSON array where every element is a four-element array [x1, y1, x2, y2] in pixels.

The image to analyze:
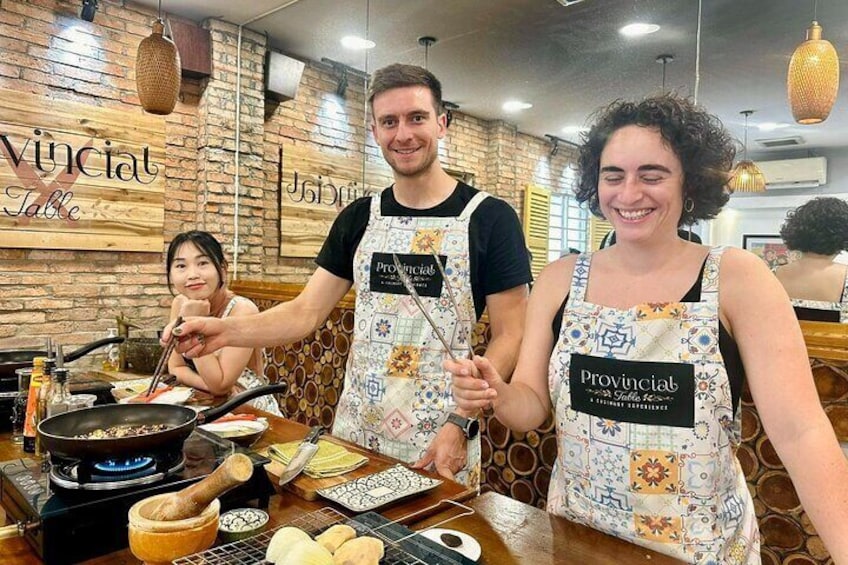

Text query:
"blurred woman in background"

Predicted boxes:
[[775, 197, 848, 323]]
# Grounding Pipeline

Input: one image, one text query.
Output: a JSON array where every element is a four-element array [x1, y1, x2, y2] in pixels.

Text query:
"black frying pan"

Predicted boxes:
[[38, 383, 287, 459], [0, 336, 126, 378]]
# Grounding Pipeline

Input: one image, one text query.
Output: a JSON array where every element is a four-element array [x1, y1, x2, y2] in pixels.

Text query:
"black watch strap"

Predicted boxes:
[[446, 412, 479, 439]]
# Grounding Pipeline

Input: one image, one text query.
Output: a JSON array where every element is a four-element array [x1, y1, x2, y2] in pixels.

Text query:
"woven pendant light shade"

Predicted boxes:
[[730, 160, 766, 193], [787, 21, 839, 125], [136, 19, 181, 115], [730, 110, 766, 193]]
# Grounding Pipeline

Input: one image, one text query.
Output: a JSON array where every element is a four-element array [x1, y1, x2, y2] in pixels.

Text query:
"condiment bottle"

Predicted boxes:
[[102, 328, 120, 372], [22, 357, 45, 454], [36, 346, 55, 457], [46, 368, 71, 417]]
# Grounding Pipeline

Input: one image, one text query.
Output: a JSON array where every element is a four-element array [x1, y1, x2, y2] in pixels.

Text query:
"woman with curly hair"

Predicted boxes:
[[446, 95, 848, 563], [775, 197, 848, 322]]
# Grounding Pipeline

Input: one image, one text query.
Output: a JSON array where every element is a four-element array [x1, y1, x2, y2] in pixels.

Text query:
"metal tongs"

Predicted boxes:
[[146, 316, 183, 396], [391, 253, 475, 361]]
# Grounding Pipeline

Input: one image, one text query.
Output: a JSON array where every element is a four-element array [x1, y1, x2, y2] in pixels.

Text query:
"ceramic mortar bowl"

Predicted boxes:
[[128, 493, 220, 565], [217, 507, 269, 543]]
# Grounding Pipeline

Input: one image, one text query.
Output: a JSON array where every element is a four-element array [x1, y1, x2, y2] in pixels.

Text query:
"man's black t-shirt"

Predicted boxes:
[[316, 182, 532, 319]]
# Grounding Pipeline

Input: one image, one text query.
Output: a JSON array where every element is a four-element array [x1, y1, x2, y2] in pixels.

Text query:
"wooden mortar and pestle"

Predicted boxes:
[[149, 452, 254, 521], [128, 453, 254, 564]]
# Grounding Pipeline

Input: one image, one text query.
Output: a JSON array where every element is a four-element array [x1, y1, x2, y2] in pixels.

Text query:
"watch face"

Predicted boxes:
[[467, 419, 480, 438]]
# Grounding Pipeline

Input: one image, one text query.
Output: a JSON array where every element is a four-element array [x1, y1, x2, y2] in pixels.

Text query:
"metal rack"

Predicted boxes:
[[174, 500, 475, 565]]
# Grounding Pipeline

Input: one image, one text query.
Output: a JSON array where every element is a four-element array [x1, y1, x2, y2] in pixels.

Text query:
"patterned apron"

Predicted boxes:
[[332, 190, 486, 488], [546, 248, 760, 564], [221, 297, 283, 416], [789, 268, 848, 323]]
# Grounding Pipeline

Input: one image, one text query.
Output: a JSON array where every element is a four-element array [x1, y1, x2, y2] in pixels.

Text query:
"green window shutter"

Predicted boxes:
[[523, 185, 551, 278]]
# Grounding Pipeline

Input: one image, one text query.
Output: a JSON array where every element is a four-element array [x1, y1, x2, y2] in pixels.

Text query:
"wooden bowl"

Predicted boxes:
[[128, 493, 220, 565]]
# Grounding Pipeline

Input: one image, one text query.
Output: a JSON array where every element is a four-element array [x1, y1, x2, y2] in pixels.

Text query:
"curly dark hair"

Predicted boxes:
[[780, 197, 848, 255], [575, 94, 735, 226], [166, 230, 228, 295]]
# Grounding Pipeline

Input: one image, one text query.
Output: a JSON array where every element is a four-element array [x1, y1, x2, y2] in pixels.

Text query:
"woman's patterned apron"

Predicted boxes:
[[789, 267, 848, 323], [546, 248, 760, 563], [221, 297, 283, 416], [332, 190, 486, 488]]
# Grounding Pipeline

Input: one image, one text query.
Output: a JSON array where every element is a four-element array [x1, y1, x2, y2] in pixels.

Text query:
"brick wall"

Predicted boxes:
[[0, 0, 578, 364]]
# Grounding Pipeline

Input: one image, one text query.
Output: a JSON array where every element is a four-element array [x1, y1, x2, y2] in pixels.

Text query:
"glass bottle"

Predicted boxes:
[[22, 357, 45, 454], [11, 368, 31, 444], [102, 328, 120, 372], [36, 355, 55, 457], [47, 367, 71, 417]]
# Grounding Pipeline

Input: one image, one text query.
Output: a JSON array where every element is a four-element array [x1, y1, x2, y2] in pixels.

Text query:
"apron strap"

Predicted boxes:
[[699, 246, 726, 303], [458, 191, 489, 220], [568, 252, 593, 303]]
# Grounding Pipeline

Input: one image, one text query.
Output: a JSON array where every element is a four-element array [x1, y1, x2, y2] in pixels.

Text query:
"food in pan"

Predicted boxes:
[[266, 526, 312, 563], [315, 524, 357, 554], [332, 536, 385, 565], [278, 539, 333, 565], [74, 423, 174, 439]]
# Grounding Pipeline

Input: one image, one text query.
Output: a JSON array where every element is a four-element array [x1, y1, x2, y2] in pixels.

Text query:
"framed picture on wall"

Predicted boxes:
[[742, 234, 800, 270]]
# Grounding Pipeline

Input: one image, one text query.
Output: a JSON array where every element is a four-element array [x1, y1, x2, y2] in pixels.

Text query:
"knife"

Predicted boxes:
[[277, 425, 323, 486]]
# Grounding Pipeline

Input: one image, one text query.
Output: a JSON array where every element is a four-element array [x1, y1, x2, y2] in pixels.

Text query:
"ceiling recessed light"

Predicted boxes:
[[757, 122, 790, 132], [503, 100, 532, 112], [341, 36, 375, 50], [619, 23, 661, 37]]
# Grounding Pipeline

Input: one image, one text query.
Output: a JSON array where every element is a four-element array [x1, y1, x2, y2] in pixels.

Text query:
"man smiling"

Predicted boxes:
[[170, 63, 531, 487]]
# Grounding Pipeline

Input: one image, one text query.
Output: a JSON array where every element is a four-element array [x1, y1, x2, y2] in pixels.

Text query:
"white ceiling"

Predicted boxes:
[[130, 0, 848, 156]]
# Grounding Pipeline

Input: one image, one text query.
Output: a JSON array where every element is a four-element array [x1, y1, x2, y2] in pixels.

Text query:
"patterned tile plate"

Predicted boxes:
[[316, 464, 442, 512]]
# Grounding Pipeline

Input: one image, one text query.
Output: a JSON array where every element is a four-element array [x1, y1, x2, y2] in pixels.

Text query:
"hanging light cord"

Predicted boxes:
[[361, 0, 370, 190], [693, 0, 702, 103], [157, 0, 162, 20], [742, 113, 749, 159]]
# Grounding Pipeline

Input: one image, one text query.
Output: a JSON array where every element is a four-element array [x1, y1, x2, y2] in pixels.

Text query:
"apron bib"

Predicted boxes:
[[332, 190, 486, 488], [546, 248, 760, 564]]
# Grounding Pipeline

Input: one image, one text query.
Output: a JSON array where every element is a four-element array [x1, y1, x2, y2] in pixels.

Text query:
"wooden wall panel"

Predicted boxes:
[[278, 144, 393, 258], [0, 88, 165, 252]]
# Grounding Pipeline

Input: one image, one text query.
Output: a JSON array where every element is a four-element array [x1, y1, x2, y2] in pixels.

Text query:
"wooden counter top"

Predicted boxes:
[[414, 491, 684, 564], [0, 399, 682, 564]]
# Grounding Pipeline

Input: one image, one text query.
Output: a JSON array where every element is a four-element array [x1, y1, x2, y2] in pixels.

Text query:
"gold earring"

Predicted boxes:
[[684, 197, 695, 214]]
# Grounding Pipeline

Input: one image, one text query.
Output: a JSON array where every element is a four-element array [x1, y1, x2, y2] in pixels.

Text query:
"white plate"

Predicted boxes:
[[419, 528, 481, 562], [118, 386, 193, 405], [316, 464, 441, 512]]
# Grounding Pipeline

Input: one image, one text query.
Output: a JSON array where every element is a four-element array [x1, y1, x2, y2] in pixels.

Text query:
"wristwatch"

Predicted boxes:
[[446, 412, 479, 439]]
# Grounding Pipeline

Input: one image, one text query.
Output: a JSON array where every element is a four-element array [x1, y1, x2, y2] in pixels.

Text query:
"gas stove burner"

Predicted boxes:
[[50, 453, 186, 491], [92, 456, 155, 475]]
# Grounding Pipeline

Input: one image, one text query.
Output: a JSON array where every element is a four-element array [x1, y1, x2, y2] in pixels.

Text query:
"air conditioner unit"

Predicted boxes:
[[754, 156, 827, 189]]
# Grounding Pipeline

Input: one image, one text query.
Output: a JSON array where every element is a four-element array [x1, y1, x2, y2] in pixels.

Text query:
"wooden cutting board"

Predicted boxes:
[[262, 445, 387, 501]]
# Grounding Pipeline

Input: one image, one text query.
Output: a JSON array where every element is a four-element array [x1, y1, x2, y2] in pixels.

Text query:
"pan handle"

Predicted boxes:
[[65, 336, 126, 363], [197, 383, 288, 424], [0, 520, 38, 540]]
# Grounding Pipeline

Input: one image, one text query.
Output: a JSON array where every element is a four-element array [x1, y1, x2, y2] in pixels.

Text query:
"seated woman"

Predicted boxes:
[[448, 96, 848, 563], [774, 197, 848, 323], [166, 230, 281, 415]]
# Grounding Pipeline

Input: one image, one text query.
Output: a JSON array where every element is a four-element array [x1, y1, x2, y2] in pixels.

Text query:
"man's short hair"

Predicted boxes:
[[367, 63, 443, 116]]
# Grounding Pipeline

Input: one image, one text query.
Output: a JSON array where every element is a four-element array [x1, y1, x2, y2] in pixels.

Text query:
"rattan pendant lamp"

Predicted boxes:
[[729, 110, 766, 193], [787, 1, 839, 124], [136, 0, 181, 115]]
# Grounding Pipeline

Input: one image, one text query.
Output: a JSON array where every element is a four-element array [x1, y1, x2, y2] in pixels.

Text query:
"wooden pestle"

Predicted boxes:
[[147, 453, 254, 521]]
